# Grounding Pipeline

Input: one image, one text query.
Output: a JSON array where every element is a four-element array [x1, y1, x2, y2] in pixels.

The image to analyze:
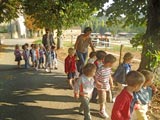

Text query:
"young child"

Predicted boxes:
[[111, 71, 145, 120], [113, 52, 134, 84], [30, 44, 34, 67], [133, 70, 154, 120], [65, 48, 76, 89], [22, 44, 30, 69], [87, 51, 97, 64], [95, 54, 116, 118], [51, 45, 58, 70], [39, 44, 45, 69], [74, 63, 97, 120], [14, 44, 22, 68], [91, 50, 107, 102], [34, 44, 40, 71], [45, 45, 52, 73]]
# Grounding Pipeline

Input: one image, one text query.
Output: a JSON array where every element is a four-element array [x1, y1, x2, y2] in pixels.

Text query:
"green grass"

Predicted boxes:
[[33, 39, 42, 44]]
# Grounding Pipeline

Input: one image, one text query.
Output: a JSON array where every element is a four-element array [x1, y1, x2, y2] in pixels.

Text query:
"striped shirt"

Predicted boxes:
[[95, 66, 111, 91], [74, 74, 94, 98]]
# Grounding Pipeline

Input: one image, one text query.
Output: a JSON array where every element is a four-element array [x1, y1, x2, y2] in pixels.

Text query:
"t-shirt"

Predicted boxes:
[[74, 74, 94, 98], [136, 87, 152, 105], [95, 66, 111, 91], [76, 35, 92, 53], [111, 88, 133, 120]]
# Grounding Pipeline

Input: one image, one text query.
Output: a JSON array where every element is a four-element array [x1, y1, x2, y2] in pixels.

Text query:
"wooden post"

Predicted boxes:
[[119, 44, 124, 65]]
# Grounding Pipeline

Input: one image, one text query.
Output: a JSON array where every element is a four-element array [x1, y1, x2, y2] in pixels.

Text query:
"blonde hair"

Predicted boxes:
[[83, 63, 96, 76], [123, 52, 134, 61], [68, 48, 75, 55], [141, 70, 154, 82], [15, 44, 20, 49]]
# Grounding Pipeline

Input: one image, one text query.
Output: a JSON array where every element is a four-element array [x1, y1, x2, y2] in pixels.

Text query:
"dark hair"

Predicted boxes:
[[126, 71, 145, 86], [22, 45, 25, 50], [141, 70, 154, 82], [89, 51, 97, 58], [104, 54, 116, 64], [51, 45, 56, 49], [96, 50, 107, 60], [45, 28, 50, 32], [83, 63, 96, 76], [25, 43, 29, 47], [84, 27, 92, 34]]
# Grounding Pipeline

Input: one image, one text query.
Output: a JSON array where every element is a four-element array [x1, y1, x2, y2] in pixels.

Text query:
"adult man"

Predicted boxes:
[[42, 28, 55, 47]]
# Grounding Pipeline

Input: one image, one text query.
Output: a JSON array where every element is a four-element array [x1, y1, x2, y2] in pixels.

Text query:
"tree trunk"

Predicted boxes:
[[138, 0, 160, 71], [57, 28, 63, 49]]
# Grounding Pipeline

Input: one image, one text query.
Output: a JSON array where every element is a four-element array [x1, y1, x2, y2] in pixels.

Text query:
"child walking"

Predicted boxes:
[[74, 63, 97, 120], [30, 44, 34, 67], [39, 44, 45, 69], [51, 45, 58, 70], [111, 71, 145, 120], [14, 44, 22, 68], [133, 70, 154, 120], [95, 54, 116, 118], [22, 44, 30, 69], [113, 52, 134, 84], [45, 45, 52, 73], [87, 51, 97, 64], [65, 48, 76, 89], [91, 50, 107, 102]]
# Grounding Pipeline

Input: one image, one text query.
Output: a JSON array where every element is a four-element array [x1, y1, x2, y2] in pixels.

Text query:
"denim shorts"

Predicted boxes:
[[67, 72, 75, 79]]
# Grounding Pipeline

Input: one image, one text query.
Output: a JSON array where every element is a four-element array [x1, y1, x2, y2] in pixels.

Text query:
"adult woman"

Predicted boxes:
[[74, 27, 95, 73]]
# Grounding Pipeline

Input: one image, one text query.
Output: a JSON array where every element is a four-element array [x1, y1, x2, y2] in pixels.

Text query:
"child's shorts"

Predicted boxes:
[[39, 57, 44, 63], [67, 72, 75, 79], [98, 90, 107, 104]]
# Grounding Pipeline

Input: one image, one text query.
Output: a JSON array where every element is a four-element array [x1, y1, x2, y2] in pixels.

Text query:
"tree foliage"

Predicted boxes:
[[0, 0, 21, 23], [101, 0, 160, 70]]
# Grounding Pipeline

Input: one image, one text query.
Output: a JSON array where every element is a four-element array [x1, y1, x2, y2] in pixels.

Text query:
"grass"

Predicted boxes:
[[33, 39, 42, 44]]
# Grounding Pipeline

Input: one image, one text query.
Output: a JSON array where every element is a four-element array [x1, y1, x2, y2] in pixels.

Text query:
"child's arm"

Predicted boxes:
[[74, 78, 81, 99], [64, 58, 69, 74], [109, 75, 114, 88]]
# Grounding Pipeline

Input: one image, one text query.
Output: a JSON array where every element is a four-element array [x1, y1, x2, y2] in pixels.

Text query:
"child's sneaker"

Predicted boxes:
[[54, 67, 58, 70], [45, 69, 49, 72], [99, 110, 109, 118]]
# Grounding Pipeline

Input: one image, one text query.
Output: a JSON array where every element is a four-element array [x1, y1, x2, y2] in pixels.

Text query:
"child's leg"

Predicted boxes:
[[135, 105, 148, 120], [17, 61, 20, 68], [80, 96, 91, 120], [91, 88, 98, 102], [54, 58, 58, 69]]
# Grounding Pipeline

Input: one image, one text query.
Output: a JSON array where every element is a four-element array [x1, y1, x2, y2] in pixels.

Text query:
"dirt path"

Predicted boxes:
[[0, 46, 113, 120]]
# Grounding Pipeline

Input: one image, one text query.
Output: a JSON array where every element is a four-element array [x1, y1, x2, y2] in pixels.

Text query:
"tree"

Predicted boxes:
[[22, 0, 107, 49], [0, 0, 22, 23], [101, 0, 160, 70]]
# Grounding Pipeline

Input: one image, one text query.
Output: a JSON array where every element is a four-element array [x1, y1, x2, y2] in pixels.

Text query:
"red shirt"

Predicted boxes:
[[65, 55, 76, 73], [111, 88, 133, 120]]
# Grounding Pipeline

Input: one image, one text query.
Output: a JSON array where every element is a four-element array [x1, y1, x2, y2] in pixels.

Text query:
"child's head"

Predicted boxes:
[[126, 71, 145, 92], [15, 44, 20, 49], [123, 52, 134, 64], [89, 51, 97, 59], [141, 70, 154, 87], [25, 43, 29, 48], [96, 50, 107, 61], [103, 54, 116, 67], [39, 44, 44, 49], [31, 44, 34, 48], [83, 63, 96, 77], [51, 45, 56, 50], [34, 44, 39, 49], [68, 48, 75, 56]]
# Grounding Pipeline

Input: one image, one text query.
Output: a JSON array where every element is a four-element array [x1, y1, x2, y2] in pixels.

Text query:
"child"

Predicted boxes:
[[39, 44, 45, 69], [14, 44, 22, 68], [34, 44, 40, 71], [95, 54, 116, 118], [87, 51, 97, 64], [91, 50, 107, 102], [111, 71, 145, 120], [51, 45, 58, 70], [133, 70, 154, 120], [45, 45, 52, 73], [22, 44, 30, 69], [65, 48, 76, 89], [94, 50, 107, 69], [74, 63, 97, 120], [30, 44, 34, 67], [113, 52, 134, 84]]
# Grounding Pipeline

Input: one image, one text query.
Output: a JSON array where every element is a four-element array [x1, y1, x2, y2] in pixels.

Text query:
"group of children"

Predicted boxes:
[[14, 43, 58, 72], [64, 47, 155, 120]]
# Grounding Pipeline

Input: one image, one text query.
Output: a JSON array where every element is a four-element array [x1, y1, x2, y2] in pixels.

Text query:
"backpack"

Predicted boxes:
[[113, 63, 126, 84]]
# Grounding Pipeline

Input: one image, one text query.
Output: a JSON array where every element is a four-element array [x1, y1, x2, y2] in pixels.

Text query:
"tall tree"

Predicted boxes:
[[101, 0, 160, 70]]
